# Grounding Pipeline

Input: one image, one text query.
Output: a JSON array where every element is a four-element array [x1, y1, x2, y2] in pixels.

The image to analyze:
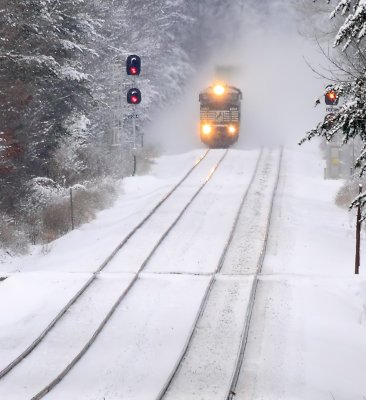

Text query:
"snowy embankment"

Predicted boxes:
[[0, 150, 205, 274]]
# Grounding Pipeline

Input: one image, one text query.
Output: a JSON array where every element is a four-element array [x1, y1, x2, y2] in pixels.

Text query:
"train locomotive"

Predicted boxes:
[[199, 84, 242, 148]]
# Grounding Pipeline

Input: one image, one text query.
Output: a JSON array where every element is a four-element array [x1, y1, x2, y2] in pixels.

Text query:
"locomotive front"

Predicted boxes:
[[199, 84, 242, 148]]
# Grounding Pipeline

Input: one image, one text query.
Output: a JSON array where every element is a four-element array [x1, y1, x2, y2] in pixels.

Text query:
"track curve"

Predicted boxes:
[[0, 150, 211, 380], [0, 150, 228, 400]]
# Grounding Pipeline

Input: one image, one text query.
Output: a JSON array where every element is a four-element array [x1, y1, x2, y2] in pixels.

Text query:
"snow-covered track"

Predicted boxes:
[[154, 149, 263, 400], [25, 150, 229, 400], [0, 150, 211, 381], [226, 148, 283, 400], [157, 149, 283, 400]]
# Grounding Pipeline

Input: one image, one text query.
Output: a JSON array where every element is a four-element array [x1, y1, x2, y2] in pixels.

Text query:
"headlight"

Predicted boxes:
[[202, 124, 212, 135], [213, 84, 225, 96], [228, 125, 236, 135]]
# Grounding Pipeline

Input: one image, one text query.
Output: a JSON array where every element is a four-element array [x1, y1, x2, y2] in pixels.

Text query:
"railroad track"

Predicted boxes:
[[226, 148, 282, 400], [0, 149, 210, 380], [156, 148, 283, 400], [0, 149, 231, 399], [0, 152, 200, 379]]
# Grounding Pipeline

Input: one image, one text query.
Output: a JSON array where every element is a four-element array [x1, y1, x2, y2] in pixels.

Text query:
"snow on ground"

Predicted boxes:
[[44, 274, 210, 400], [0, 144, 365, 399], [0, 272, 90, 371], [0, 274, 135, 399], [221, 148, 281, 275], [157, 149, 281, 400], [163, 275, 254, 400], [236, 143, 366, 400], [0, 148, 210, 398], [105, 149, 228, 273], [145, 149, 259, 274]]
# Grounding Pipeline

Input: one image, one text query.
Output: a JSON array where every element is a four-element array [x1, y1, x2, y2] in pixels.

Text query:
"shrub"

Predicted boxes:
[[0, 213, 28, 255], [335, 178, 366, 209], [39, 178, 117, 243], [135, 145, 159, 175]]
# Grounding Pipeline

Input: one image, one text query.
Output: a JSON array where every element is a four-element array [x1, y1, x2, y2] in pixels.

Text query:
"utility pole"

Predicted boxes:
[[355, 184, 362, 275]]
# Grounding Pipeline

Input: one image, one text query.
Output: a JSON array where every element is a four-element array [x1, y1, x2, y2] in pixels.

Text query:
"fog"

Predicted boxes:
[[145, 2, 327, 153]]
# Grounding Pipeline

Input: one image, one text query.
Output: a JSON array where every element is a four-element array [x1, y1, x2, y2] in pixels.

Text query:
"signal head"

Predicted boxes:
[[325, 89, 339, 105], [127, 88, 141, 104], [126, 55, 141, 76]]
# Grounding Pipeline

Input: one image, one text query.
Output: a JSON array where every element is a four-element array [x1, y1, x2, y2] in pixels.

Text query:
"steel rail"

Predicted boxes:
[[226, 147, 283, 400], [155, 148, 264, 400], [0, 149, 211, 380], [30, 150, 229, 400]]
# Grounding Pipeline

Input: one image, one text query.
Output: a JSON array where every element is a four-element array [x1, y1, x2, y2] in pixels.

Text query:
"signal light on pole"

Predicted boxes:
[[126, 55, 141, 76], [325, 89, 339, 105], [127, 88, 141, 104]]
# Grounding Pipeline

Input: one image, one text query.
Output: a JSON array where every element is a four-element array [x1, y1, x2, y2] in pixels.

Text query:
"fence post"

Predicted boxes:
[[132, 154, 137, 176], [70, 187, 74, 230]]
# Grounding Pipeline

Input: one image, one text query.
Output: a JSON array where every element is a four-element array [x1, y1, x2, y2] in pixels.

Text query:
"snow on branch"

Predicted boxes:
[[327, 0, 366, 48], [60, 66, 89, 81]]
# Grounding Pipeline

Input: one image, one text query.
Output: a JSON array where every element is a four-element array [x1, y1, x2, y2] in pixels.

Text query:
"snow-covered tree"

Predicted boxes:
[[301, 0, 366, 201], [0, 0, 246, 248], [0, 0, 98, 210], [330, 0, 366, 48]]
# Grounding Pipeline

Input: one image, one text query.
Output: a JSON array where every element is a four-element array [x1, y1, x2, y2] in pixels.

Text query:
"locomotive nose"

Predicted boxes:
[[199, 83, 242, 148]]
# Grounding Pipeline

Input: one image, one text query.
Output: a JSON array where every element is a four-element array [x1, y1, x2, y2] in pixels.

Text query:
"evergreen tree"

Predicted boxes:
[[0, 0, 98, 210], [301, 0, 366, 197], [0, 0, 244, 249]]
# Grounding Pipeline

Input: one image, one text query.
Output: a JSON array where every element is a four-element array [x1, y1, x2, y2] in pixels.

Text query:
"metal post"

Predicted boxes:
[[132, 75, 137, 151], [70, 187, 74, 231], [132, 114, 136, 150], [132, 154, 137, 176], [355, 184, 362, 274]]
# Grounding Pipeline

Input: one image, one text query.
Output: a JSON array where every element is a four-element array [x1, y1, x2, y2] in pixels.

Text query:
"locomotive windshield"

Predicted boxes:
[[199, 92, 241, 105]]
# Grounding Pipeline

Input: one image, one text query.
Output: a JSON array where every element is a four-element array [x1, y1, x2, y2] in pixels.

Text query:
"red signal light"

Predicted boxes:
[[325, 89, 339, 105], [126, 55, 141, 76], [127, 88, 141, 104]]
